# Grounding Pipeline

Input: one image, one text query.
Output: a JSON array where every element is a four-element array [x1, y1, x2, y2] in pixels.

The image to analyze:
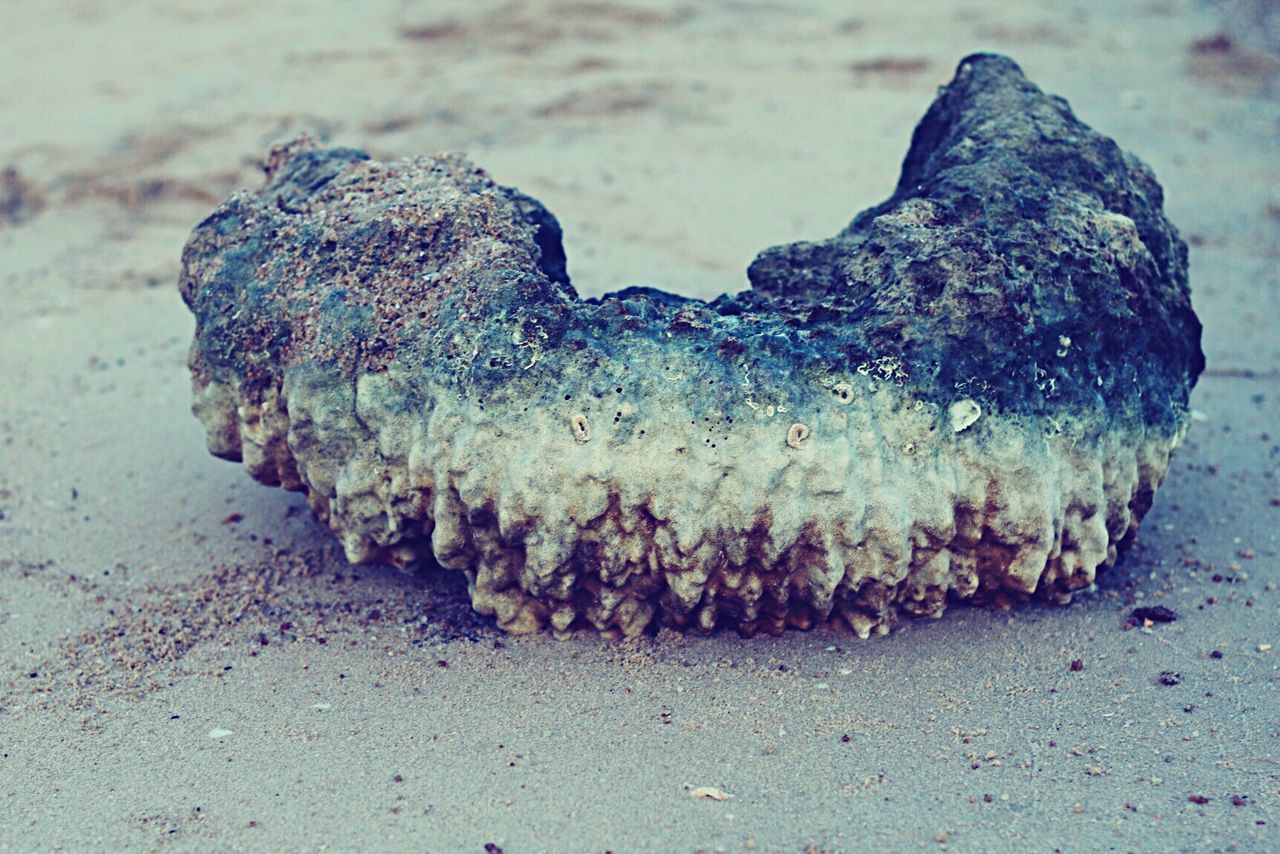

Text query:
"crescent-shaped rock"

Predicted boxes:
[[180, 54, 1203, 637]]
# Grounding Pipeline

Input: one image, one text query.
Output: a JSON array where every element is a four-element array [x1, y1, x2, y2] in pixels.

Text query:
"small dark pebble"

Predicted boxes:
[[1188, 795, 1210, 805], [393, 774, 403, 783], [1191, 32, 1232, 54], [221, 513, 244, 525], [484, 845, 503, 854], [1158, 671, 1182, 686], [1129, 606, 1177, 627], [1210, 650, 1223, 659], [841, 734, 851, 743], [1070, 659, 1084, 672], [437, 659, 448, 668], [1232, 795, 1248, 807]]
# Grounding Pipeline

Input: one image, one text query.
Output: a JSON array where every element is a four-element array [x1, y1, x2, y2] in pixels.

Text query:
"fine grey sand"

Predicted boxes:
[[1, 1, 1277, 851]]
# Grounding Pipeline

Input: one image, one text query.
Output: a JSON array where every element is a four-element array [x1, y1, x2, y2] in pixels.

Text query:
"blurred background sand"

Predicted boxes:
[[1, 1, 1277, 850]]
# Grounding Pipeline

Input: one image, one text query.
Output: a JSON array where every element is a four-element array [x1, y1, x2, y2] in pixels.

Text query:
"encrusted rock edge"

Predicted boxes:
[[194, 368, 1182, 637]]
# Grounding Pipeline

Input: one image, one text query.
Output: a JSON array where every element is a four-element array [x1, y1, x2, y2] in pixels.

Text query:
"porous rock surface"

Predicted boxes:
[[180, 54, 1203, 637]]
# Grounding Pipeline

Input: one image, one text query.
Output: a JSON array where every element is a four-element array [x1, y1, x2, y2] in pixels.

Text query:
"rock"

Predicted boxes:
[[179, 54, 1202, 637]]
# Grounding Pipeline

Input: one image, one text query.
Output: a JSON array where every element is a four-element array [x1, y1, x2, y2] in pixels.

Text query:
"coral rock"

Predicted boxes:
[[180, 54, 1202, 637]]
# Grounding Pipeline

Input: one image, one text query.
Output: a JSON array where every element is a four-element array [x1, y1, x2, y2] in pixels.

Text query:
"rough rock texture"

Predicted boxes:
[[179, 54, 1203, 637]]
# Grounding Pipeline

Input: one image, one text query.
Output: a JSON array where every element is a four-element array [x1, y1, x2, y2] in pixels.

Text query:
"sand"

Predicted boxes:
[[1, 0, 1277, 850]]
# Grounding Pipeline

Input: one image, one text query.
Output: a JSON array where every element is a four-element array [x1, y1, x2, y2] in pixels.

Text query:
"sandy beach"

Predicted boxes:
[[1, 0, 1278, 850]]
